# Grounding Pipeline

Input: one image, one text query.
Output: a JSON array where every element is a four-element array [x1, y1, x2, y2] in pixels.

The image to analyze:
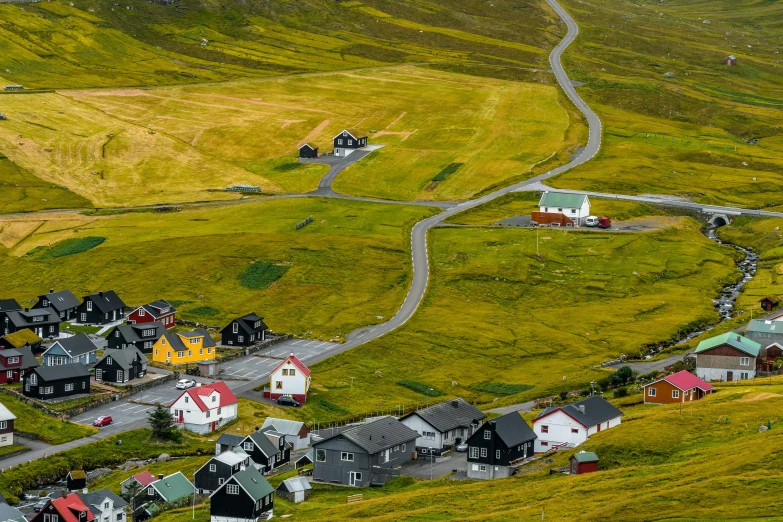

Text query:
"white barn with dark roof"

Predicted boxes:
[[532, 395, 622, 453], [399, 398, 486, 456]]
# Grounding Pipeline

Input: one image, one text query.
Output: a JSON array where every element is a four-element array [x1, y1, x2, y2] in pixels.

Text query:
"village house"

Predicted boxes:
[[312, 417, 418, 487], [134, 472, 194, 520], [333, 129, 368, 158], [209, 466, 274, 522], [94, 347, 147, 384], [534, 191, 591, 227], [76, 489, 128, 522], [263, 353, 311, 403], [533, 395, 623, 453], [215, 433, 244, 456], [33, 290, 81, 322], [28, 492, 95, 522], [107, 322, 165, 353], [220, 314, 268, 347], [0, 328, 43, 353], [127, 300, 177, 329], [276, 477, 311, 504], [194, 448, 250, 494], [1, 307, 61, 339], [569, 451, 599, 475], [695, 332, 760, 382], [466, 412, 536, 480], [298, 143, 318, 159], [643, 370, 714, 404], [744, 319, 783, 349], [0, 402, 17, 448], [0, 299, 21, 313], [400, 398, 486, 456], [0, 346, 38, 384], [260, 418, 311, 450], [42, 334, 99, 366], [76, 291, 126, 325], [23, 363, 91, 400], [121, 470, 158, 494], [152, 330, 216, 365], [239, 428, 291, 474], [66, 470, 87, 491], [169, 381, 238, 434], [295, 451, 313, 469], [0, 502, 26, 522]]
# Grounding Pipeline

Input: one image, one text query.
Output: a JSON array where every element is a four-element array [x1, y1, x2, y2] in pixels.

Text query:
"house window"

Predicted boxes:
[[218, 478, 224, 485], [402, 443, 406, 452], [558, 208, 563, 212], [177, 351, 185, 358], [496, 450, 501, 459], [0, 421, 6, 429], [188, 350, 192, 357], [238, 336, 244, 343], [147, 487, 155, 495], [209, 464, 216, 472], [115, 331, 120, 338], [232, 323, 239, 334], [81, 313, 87, 322], [65, 383, 74, 392], [87, 301, 93, 311], [116, 515, 123, 521], [139, 309, 146, 316], [483, 430, 491, 440], [479, 465, 487, 472], [480, 448, 487, 457], [212, 395, 216, 402], [162, 338, 166, 345], [244, 442, 253, 451], [185, 397, 189, 403], [6, 371, 11, 379], [49, 326, 55, 333], [107, 357, 113, 365], [275, 381, 283, 390], [282, 369, 288, 376], [217, 407, 221, 415], [348, 140, 353, 145], [227, 484, 240, 495], [30, 374, 37, 385], [7, 356, 18, 364], [155, 350, 158, 356], [741, 372, 749, 380], [143, 329, 153, 337], [199, 349, 203, 355], [740, 357, 750, 366], [290, 369, 296, 376], [338, 139, 343, 145], [190, 339, 199, 345], [207, 348, 211, 354], [571, 209, 576, 213], [541, 442, 548, 447], [44, 386, 54, 394], [571, 428, 579, 434], [316, 449, 326, 462], [648, 388, 656, 397], [541, 425, 549, 433], [341, 452, 354, 462], [672, 390, 680, 399], [104, 502, 109, 509]]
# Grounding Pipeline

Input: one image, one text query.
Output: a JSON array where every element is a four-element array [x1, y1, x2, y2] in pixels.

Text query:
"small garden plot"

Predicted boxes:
[[240, 261, 290, 290], [37, 236, 106, 258]]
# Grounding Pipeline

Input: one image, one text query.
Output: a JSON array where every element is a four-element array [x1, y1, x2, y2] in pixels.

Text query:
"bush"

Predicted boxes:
[[396, 380, 444, 396], [432, 162, 463, 182], [558, 391, 568, 400], [187, 306, 219, 316], [469, 382, 534, 395], [38, 236, 106, 258], [239, 261, 290, 290], [613, 387, 629, 398], [580, 389, 591, 397]]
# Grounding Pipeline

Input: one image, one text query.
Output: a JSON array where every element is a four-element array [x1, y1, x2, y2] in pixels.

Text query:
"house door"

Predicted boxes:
[[95, 369, 102, 381], [726, 371, 733, 382], [571, 460, 578, 475], [178, 410, 184, 423], [349, 471, 362, 486], [35, 327, 43, 337], [211, 421, 216, 432], [294, 491, 304, 503], [112, 310, 117, 321]]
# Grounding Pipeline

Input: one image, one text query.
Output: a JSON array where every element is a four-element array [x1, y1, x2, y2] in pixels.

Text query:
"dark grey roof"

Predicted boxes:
[[0, 349, 21, 358], [47, 334, 98, 357], [161, 330, 214, 351], [216, 433, 244, 447], [109, 322, 165, 343], [403, 398, 486, 433], [4, 308, 60, 327], [84, 290, 125, 313], [245, 431, 280, 458], [0, 300, 21, 313], [319, 417, 419, 454], [98, 347, 147, 369], [491, 412, 536, 448], [535, 395, 623, 428], [0, 502, 25, 522], [77, 488, 128, 512], [225, 313, 267, 335], [136, 300, 176, 319], [0, 346, 38, 371], [40, 290, 80, 312], [33, 362, 91, 381]]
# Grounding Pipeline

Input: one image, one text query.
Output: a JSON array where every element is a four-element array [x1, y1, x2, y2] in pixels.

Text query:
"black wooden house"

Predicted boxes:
[[239, 428, 290, 474], [76, 291, 126, 325], [298, 143, 318, 159], [1, 307, 61, 338], [194, 449, 250, 494], [93, 348, 147, 384], [220, 313, 268, 347], [209, 466, 274, 522], [23, 363, 91, 400], [34, 289, 81, 321], [66, 470, 87, 491], [465, 412, 536, 480], [106, 321, 165, 353]]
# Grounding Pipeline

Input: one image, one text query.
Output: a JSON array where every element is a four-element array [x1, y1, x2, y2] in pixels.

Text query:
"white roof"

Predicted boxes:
[[0, 402, 16, 422], [261, 417, 305, 437], [279, 476, 311, 493], [215, 451, 247, 466]]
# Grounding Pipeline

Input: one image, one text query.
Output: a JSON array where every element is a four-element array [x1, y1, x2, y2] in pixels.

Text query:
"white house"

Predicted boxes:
[[532, 395, 622, 453], [399, 398, 486, 456], [263, 353, 311, 403], [537, 191, 591, 226], [77, 489, 128, 522], [0, 401, 16, 447], [170, 381, 238, 434], [261, 417, 311, 451]]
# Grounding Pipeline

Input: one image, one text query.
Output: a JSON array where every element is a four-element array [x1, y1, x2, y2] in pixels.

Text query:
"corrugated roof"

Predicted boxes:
[[170, 381, 237, 412], [33, 363, 91, 382], [132, 470, 158, 487], [538, 191, 588, 209], [695, 332, 760, 357], [0, 299, 21, 312], [214, 450, 246, 466], [571, 451, 599, 463], [0, 402, 17, 422], [270, 354, 310, 377], [109, 322, 165, 344], [490, 412, 536, 447], [41, 290, 80, 312], [535, 396, 623, 429], [49, 493, 94, 522], [318, 417, 419, 454], [47, 334, 98, 358], [216, 433, 243, 447], [230, 467, 273, 501], [0, 502, 26, 522], [747, 320, 783, 334], [661, 370, 713, 392], [402, 398, 485, 433], [151, 472, 194, 503], [245, 431, 280, 458], [77, 488, 128, 511], [98, 347, 147, 370], [84, 291, 126, 313], [277, 477, 311, 493], [261, 417, 305, 438]]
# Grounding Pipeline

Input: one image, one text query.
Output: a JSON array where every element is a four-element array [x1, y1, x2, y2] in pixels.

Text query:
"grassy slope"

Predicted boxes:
[[0, 155, 91, 213], [0, 394, 97, 444], [549, 0, 783, 209], [289, 214, 740, 421], [0, 198, 437, 339]]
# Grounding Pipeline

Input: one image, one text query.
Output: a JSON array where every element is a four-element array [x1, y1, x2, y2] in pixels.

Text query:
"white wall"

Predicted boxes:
[[538, 197, 591, 225], [270, 366, 309, 396], [696, 367, 756, 381], [533, 411, 587, 452], [170, 396, 237, 426], [400, 415, 443, 450]]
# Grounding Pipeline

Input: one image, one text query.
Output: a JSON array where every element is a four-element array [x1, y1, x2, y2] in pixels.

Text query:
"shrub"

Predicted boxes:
[[239, 261, 290, 290], [38, 236, 106, 258], [432, 162, 463, 182], [397, 380, 444, 396], [558, 390, 568, 400], [469, 382, 534, 395], [580, 389, 591, 397], [613, 387, 629, 398]]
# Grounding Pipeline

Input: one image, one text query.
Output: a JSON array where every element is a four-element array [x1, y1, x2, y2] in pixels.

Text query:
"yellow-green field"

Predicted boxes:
[[0, 198, 437, 339], [293, 215, 741, 420]]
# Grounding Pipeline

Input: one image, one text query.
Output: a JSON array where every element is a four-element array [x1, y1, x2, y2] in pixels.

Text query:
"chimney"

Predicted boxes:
[[99, 291, 104, 297], [82, 488, 88, 494], [736, 335, 741, 342], [50, 289, 54, 294], [61, 491, 68, 499], [158, 474, 164, 480], [24, 307, 29, 312], [578, 405, 585, 414], [451, 400, 459, 408]]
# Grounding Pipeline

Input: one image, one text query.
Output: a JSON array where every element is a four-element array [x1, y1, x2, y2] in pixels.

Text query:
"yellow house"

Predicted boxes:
[[152, 329, 217, 365]]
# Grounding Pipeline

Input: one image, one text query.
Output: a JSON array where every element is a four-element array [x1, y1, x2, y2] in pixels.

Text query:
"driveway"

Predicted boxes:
[[401, 451, 467, 480], [609, 353, 688, 374]]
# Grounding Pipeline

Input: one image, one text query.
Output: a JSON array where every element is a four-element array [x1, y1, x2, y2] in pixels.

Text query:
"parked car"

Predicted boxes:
[[455, 441, 468, 452], [597, 216, 612, 229], [176, 379, 196, 390], [185, 366, 200, 376], [93, 415, 113, 427], [34, 500, 50, 512], [276, 395, 301, 408], [585, 216, 599, 227]]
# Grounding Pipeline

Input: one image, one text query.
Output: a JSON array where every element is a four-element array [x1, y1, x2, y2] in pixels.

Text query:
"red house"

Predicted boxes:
[[29, 492, 95, 522], [127, 300, 177, 328], [0, 346, 38, 384], [569, 451, 599, 475]]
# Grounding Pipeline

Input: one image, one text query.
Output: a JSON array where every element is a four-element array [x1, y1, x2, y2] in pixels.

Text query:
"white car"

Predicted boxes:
[[175, 379, 196, 390], [585, 216, 599, 227]]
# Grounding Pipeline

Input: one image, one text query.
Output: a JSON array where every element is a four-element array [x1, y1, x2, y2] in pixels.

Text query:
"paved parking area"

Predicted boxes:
[[220, 338, 340, 380], [402, 451, 467, 479]]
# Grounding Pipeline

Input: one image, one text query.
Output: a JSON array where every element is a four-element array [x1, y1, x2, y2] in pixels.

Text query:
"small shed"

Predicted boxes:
[[66, 470, 87, 491], [724, 55, 737, 66], [196, 359, 220, 378], [569, 451, 599, 475], [760, 296, 779, 312], [295, 450, 313, 468], [299, 143, 318, 159], [276, 476, 311, 503]]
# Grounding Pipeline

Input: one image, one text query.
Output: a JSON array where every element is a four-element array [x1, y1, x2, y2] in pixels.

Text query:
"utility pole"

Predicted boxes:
[[349, 377, 355, 389]]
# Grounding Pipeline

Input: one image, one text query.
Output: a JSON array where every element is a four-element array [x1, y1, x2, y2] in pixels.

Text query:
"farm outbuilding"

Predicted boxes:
[[760, 296, 779, 312], [276, 477, 311, 503], [67, 470, 87, 491], [299, 143, 318, 158], [570, 451, 598, 475], [724, 55, 737, 66]]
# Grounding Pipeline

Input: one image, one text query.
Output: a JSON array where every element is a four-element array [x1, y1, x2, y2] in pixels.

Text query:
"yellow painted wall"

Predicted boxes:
[[151, 333, 216, 364]]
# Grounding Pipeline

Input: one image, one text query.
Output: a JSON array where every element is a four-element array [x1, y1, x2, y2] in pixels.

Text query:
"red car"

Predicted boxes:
[[93, 415, 112, 427]]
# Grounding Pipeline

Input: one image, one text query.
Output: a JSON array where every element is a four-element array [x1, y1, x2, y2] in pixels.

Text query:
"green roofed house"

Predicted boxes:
[[535, 191, 591, 227], [209, 466, 274, 522], [695, 332, 761, 382], [135, 472, 195, 521]]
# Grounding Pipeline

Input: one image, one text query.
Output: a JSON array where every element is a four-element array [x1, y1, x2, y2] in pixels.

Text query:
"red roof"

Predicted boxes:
[[271, 353, 310, 377], [49, 493, 95, 522], [662, 370, 713, 392], [133, 470, 157, 486], [170, 381, 238, 412]]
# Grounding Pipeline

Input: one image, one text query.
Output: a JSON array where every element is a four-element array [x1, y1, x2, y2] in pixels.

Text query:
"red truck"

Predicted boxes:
[[597, 216, 612, 229]]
